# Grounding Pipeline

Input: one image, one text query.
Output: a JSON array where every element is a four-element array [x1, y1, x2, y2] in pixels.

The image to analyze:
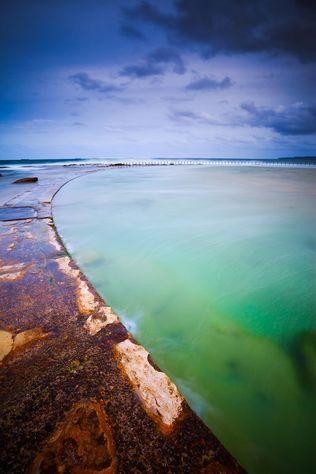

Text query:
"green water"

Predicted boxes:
[[53, 166, 316, 473]]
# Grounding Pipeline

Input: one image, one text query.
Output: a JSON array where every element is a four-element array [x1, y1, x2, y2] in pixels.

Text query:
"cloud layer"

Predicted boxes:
[[186, 76, 233, 91], [126, 0, 316, 61], [69, 73, 121, 94], [241, 101, 316, 135], [120, 47, 186, 78], [1, 0, 315, 158], [170, 102, 316, 136]]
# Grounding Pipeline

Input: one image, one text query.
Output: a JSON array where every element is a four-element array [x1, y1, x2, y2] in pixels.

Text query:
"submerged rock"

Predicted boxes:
[[13, 176, 38, 183], [291, 331, 316, 392]]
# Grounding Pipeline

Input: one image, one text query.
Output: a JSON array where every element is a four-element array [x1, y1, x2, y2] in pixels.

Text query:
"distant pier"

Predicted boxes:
[[108, 159, 316, 168]]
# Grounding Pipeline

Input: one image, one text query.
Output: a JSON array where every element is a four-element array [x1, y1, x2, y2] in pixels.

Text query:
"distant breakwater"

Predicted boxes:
[[102, 159, 316, 169]]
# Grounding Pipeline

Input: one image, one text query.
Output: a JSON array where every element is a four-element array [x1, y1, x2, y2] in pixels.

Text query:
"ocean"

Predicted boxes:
[[48, 164, 315, 473]]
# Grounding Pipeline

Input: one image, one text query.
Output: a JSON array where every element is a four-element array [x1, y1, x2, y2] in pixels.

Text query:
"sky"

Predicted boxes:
[[1, 0, 316, 159]]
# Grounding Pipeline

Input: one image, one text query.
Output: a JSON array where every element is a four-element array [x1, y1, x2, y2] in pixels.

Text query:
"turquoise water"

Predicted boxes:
[[53, 166, 316, 473]]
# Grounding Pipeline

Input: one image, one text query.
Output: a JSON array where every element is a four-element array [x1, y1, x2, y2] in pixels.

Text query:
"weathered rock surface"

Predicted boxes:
[[13, 176, 38, 183]]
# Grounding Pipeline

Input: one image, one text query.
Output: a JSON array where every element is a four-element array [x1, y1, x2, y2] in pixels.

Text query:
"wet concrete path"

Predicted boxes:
[[0, 165, 243, 473]]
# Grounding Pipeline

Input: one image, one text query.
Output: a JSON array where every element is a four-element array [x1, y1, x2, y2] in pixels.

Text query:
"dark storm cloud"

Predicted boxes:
[[241, 102, 316, 135], [69, 73, 122, 94], [120, 24, 146, 40], [149, 48, 186, 74], [186, 76, 233, 91], [120, 63, 163, 78], [170, 102, 316, 136], [126, 0, 316, 61], [120, 47, 186, 78]]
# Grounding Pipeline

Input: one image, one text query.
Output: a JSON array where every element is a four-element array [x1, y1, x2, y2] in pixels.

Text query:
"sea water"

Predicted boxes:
[[53, 165, 316, 474]]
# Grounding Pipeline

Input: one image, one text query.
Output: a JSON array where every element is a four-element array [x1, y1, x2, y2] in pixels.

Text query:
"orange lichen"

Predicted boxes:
[[31, 401, 117, 473]]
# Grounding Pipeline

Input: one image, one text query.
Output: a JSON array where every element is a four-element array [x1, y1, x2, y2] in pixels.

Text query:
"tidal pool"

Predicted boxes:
[[53, 166, 316, 474]]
